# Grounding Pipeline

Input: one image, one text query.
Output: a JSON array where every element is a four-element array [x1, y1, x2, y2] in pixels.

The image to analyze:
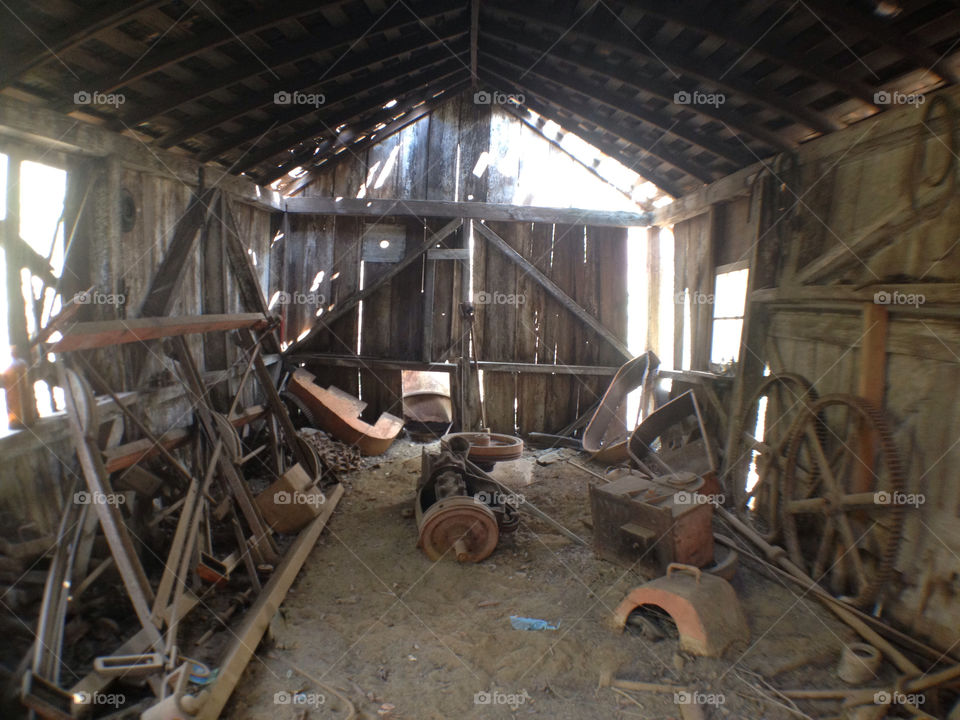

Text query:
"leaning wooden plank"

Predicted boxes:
[[284, 196, 652, 227], [47, 313, 269, 352], [140, 189, 217, 318], [195, 483, 344, 720], [288, 218, 462, 353], [221, 198, 282, 355], [474, 222, 631, 361]]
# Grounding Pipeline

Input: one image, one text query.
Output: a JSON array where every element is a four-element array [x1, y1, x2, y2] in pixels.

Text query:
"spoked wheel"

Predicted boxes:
[[781, 394, 906, 607], [729, 373, 817, 542]]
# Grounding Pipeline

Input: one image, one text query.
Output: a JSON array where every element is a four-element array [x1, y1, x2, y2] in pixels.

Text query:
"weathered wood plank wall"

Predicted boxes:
[[665, 84, 960, 652], [0, 143, 275, 533]]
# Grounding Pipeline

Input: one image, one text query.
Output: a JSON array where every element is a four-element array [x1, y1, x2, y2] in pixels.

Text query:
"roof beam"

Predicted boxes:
[[197, 52, 468, 163], [265, 80, 469, 186], [482, 40, 750, 167], [98, 0, 353, 93], [789, 0, 960, 85], [480, 59, 719, 183], [231, 68, 469, 173], [122, 0, 466, 125], [157, 28, 466, 149], [482, 21, 793, 153], [598, 0, 879, 106], [0, 0, 166, 89], [481, 2, 841, 134], [282, 197, 652, 227]]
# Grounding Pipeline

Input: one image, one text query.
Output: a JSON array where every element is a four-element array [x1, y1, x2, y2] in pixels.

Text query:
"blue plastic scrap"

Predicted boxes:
[[510, 615, 559, 631]]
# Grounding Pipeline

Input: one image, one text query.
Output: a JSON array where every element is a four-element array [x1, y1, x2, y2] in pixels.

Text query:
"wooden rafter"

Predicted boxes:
[[198, 54, 468, 163], [235, 69, 469, 175], [159, 33, 467, 149], [482, 42, 751, 167], [481, 2, 841, 134], [266, 80, 470, 186], [0, 0, 166, 89], [123, 0, 467, 125], [597, 0, 880, 105], [789, 0, 960, 84], [481, 22, 793, 153], [97, 0, 353, 94]]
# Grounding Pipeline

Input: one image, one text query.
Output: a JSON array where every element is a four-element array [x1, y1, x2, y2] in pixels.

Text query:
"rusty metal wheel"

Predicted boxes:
[[440, 432, 523, 463], [727, 372, 818, 542], [417, 496, 499, 562], [781, 394, 906, 607]]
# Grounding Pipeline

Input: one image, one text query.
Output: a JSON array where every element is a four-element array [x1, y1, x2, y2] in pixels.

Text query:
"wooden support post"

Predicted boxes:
[[2, 152, 37, 426], [692, 205, 721, 370], [474, 221, 631, 361], [203, 194, 230, 411], [722, 181, 773, 491], [221, 197, 282, 355], [470, 0, 480, 87], [855, 302, 888, 491], [646, 226, 661, 355]]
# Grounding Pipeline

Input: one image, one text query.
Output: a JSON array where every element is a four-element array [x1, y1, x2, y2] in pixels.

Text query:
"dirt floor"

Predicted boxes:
[[226, 439, 875, 720]]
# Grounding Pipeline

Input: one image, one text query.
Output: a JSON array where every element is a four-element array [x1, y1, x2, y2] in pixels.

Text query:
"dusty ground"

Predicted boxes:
[[227, 439, 870, 720]]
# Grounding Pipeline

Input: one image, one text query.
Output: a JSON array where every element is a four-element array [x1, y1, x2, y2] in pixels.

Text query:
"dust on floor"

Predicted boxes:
[[228, 440, 863, 719]]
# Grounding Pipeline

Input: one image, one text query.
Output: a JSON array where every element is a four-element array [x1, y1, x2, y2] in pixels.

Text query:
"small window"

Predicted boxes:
[[710, 267, 749, 365]]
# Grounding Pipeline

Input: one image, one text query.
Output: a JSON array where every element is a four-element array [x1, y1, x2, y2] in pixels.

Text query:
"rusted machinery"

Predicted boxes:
[[415, 436, 518, 562], [590, 471, 715, 570], [613, 564, 749, 657]]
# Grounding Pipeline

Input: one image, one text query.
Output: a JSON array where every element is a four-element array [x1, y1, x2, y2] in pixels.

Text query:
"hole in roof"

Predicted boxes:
[[383, 99, 398, 109], [379, 239, 390, 249]]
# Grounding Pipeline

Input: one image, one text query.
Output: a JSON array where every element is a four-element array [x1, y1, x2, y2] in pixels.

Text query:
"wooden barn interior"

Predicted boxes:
[[1, 1, 960, 718]]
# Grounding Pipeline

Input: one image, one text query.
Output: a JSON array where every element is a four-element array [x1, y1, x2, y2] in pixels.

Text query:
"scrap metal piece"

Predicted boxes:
[[440, 432, 523, 463], [613, 564, 749, 657], [583, 351, 660, 463], [287, 369, 403, 455], [92, 652, 164, 678], [629, 389, 717, 477]]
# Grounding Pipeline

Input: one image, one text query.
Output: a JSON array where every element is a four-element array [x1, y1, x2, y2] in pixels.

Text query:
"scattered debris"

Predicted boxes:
[[510, 615, 558, 631]]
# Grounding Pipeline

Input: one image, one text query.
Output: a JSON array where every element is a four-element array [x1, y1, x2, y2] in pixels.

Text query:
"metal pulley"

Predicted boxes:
[[415, 435, 518, 562]]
